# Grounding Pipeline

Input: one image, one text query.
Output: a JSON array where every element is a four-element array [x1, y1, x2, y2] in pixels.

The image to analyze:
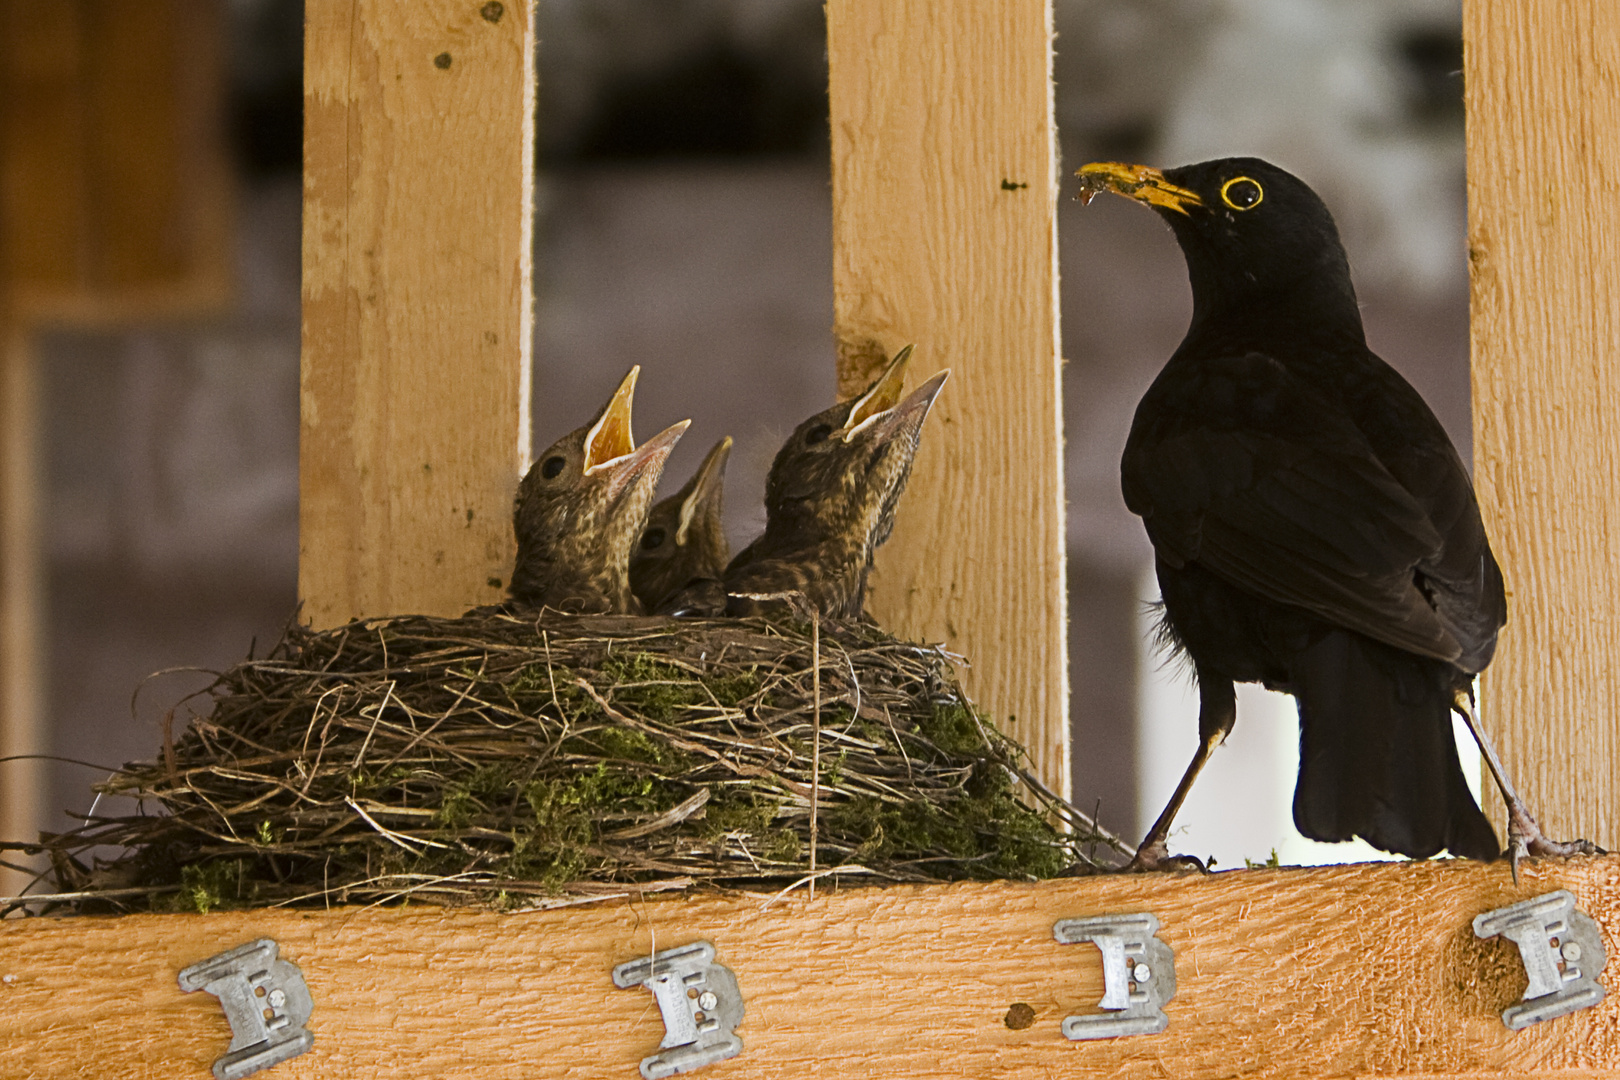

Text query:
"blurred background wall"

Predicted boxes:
[[8, 0, 1472, 875]]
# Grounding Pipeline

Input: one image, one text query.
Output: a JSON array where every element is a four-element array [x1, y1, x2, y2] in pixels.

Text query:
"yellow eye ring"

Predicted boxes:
[[1221, 176, 1264, 211]]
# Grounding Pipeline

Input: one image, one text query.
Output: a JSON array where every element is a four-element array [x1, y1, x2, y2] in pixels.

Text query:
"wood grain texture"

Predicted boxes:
[[826, 0, 1068, 797], [1464, 2, 1620, 849], [300, 0, 535, 627], [3, 858, 1619, 1077]]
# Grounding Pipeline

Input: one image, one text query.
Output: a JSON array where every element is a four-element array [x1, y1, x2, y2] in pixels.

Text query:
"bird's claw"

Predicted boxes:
[[1504, 799, 1604, 883], [1125, 839, 1209, 873]]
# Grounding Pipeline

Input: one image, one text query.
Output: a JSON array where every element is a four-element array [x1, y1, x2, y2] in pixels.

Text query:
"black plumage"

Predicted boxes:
[[725, 347, 948, 620], [630, 435, 733, 614], [510, 367, 688, 613], [1078, 157, 1593, 870]]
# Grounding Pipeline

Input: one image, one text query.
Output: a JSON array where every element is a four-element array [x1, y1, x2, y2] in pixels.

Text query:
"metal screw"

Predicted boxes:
[[268, 988, 287, 1008], [1133, 963, 1151, 983], [1562, 942, 1583, 962], [698, 990, 718, 1011]]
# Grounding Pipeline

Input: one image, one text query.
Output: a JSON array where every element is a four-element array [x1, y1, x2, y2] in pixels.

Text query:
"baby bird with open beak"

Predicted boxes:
[[725, 345, 949, 620], [630, 435, 733, 615], [510, 367, 689, 613]]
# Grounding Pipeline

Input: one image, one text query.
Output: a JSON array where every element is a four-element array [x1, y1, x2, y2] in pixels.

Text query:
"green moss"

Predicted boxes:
[[707, 668, 760, 707], [701, 788, 777, 839], [764, 829, 802, 862], [914, 702, 993, 757], [507, 663, 594, 716], [822, 748, 848, 788], [600, 653, 711, 721], [168, 859, 251, 914], [562, 725, 691, 772], [437, 763, 523, 827], [823, 763, 1068, 880]]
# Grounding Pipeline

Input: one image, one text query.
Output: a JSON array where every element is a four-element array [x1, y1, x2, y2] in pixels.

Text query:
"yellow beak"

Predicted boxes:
[[1075, 162, 1203, 216]]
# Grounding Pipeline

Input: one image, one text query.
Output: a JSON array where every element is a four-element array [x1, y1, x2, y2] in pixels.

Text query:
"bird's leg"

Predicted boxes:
[[1452, 689, 1604, 880], [1128, 671, 1234, 872]]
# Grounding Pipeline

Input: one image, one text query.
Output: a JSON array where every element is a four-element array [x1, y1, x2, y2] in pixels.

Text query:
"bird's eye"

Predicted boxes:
[[540, 455, 567, 479], [640, 527, 665, 550], [804, 423, 833, 445], [1220, 177, 1263, 211]]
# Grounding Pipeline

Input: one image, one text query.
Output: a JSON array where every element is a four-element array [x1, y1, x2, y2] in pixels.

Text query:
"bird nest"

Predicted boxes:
[[20, 611, 1128, 914]]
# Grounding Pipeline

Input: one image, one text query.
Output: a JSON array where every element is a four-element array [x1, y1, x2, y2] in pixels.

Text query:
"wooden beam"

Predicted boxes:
[[0, 326, 42, 900], [2, 858, 1618, 1077], [1465, 3, 1620, 848], [300, 0, 535, 627], [826, 0, 1068, 797]]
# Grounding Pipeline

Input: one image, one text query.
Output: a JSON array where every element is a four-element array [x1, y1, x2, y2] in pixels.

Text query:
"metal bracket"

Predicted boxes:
[[178, 938, 315, 1080], [612, 940, 743, 1079], [1473, 889, 1607, 1030], [1053, 912, 1176, 1039]]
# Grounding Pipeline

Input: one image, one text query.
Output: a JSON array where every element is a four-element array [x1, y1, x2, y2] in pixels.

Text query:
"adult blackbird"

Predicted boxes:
[[725, 347, 948, 620], [630, 435, 733, 614], [1077, 156, 1596, 871], [510, 366, 689, 613]]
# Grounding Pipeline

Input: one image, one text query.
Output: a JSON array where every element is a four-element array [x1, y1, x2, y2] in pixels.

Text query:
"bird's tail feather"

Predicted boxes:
[[1291, 631, 1499, 861]]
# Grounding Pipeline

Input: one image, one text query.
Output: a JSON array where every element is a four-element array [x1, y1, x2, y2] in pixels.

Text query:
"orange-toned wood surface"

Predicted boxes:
[[3, 858, 1617, 1078], [300, 0, 535, 627], [826, 0, 1068, 798], [1464, 1, 1620, 850]]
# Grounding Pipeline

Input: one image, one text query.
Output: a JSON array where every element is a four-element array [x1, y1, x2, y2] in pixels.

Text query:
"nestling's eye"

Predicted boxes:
[[1220, 177, 1263, 211], [804, 423, 833, 445], [640, 527, 665, 550], [540, 455, 566, 479]]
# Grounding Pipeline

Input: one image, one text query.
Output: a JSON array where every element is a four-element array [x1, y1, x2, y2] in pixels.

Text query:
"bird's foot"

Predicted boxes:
[[1125, 838, 1208, 873], [1505, 799, 1605, 882]]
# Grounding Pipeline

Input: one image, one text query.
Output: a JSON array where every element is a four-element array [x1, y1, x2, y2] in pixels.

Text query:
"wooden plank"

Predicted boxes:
[[2, 858, 1618, 1077], [0, 327, 43, 900], [1464, 2, 1620, 848], [300, 0, 535, 626], [825, 0, 1068, 797]]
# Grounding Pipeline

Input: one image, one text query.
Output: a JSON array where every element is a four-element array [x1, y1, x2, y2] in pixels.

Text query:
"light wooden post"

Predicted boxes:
[[1465, 3, 1620, 848], [826, 0, 1068, 797], [0, 327, 42, 900], [301, 0, 535, 626]]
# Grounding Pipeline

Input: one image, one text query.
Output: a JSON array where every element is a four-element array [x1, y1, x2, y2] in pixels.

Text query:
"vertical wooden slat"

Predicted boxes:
[[301, 0, 535, 626], [826, 0, 1068, 795], [1465, 1, 1620, 847], [0, 327, 43, 899]]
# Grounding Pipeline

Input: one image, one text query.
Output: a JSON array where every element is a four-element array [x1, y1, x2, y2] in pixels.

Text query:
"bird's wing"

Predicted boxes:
[[1123, 351, 1462, 663]]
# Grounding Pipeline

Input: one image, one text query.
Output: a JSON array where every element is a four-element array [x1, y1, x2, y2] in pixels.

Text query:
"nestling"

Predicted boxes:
[[725, 345, 948, 620], [630, 435, 733, 615], [510, 367, 689, 613]]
